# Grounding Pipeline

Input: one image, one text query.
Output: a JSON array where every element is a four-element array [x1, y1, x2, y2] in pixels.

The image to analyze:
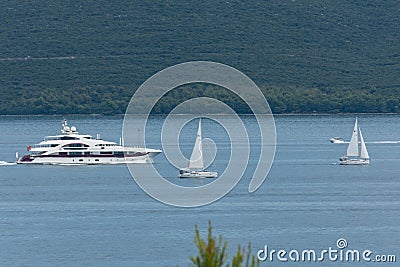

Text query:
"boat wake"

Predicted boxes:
[[0, 161, 17, 166], [331, 141, 400, 144], [369, 141, 400, 144]]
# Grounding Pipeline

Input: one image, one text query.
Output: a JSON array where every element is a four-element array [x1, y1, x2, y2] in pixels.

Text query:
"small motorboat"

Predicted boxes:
[[330, 137, 345, 144]]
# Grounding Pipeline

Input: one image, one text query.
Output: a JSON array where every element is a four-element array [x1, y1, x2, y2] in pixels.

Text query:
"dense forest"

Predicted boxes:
[[0, 85, 399, 115], [0, 0, 399, 115]]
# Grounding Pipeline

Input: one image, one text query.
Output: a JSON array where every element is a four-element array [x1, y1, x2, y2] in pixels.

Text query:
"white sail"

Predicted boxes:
[[359, 128, 369, 159], [339, 118, 370, 165], [188, 119, 204, 169], [346, 118, 359, 157]]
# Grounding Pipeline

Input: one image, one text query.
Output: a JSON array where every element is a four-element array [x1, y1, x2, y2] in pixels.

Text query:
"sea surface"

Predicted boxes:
[[0, 114, 399, 266]]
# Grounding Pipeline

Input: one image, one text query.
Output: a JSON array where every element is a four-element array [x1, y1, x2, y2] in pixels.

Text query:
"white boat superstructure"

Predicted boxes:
[[179, 119, 218, 178], [17, 120, 162, 165], [339, 118, 370, 165], [330, 137, 345, 144]]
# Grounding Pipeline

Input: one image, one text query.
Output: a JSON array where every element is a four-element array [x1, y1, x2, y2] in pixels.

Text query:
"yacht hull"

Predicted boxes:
[[179, 170, 218, 178], [339, 159, 370, 165], [17, 153, 158, 165]]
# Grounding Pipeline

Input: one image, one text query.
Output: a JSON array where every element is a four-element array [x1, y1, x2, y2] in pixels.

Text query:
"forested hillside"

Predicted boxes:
[[0, 0, 399, 114]]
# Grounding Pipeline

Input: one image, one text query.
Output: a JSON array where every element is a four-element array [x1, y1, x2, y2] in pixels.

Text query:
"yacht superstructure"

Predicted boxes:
[[17, 120, 161, 165]]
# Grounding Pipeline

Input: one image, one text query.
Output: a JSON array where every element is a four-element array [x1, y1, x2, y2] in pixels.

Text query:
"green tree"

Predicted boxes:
[[189, 221, 259, 267]]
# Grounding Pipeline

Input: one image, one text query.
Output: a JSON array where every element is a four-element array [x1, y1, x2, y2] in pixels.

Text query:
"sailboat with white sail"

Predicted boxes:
[[339, 118, 370, 165], [179, 119, 218, 178]]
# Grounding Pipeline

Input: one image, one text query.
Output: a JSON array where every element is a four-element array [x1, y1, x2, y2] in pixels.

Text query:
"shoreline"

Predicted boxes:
[[0, 112, 399, 117]]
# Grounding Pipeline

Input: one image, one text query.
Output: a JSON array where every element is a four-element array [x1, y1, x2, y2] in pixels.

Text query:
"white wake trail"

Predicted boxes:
[[0, 161, 17, 166]]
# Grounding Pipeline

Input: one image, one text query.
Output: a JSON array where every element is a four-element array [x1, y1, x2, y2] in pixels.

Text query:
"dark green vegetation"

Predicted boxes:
[[188, 221, 259, 267], [1, 1, 399, 114]]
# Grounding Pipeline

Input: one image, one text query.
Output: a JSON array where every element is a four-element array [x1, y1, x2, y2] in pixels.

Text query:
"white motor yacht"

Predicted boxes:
[[17, 120, 162, 165]]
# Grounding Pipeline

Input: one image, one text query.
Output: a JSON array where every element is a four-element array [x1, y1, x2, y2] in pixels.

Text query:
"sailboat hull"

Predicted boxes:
[[179, 170, 218, 178], [339, 158, 370, 165]]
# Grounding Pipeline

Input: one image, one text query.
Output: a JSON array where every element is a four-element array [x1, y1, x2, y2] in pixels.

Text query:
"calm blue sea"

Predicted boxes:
[[0, 115, 399, 266]]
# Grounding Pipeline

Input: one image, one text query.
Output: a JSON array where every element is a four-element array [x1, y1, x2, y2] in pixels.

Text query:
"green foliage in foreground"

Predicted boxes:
[[189, 221, 259, 267]]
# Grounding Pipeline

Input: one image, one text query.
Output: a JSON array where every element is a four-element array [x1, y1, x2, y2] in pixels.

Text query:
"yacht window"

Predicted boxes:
[[64, 147, 88, 150], [69, 152, 82, 156], [59, 152, 68, 156], [33, 144, 56, 148], [95, 144, 115, 147], [100, 151, 112, 155], [62, 143, 89, 148], [61, 136, 79, 140], [44, 137, 60, 141]]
